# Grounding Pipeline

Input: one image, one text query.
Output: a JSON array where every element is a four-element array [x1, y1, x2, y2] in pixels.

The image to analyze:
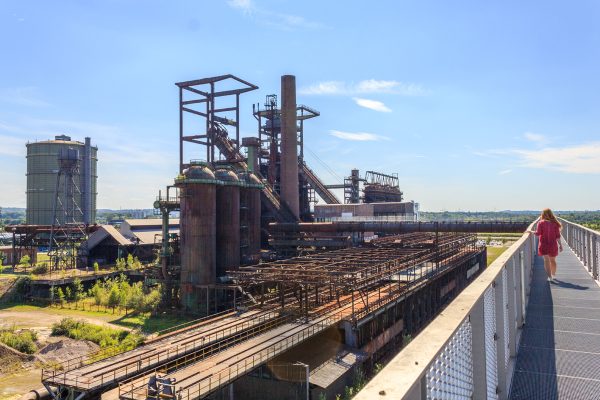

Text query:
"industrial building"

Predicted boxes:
[[81, 219, 181, 265], [26, 135, 97, 225]]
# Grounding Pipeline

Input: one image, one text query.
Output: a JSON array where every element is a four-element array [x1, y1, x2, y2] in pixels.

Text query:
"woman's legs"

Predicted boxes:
[[549, 256, 557, 277], [543, 255, 552, 278]]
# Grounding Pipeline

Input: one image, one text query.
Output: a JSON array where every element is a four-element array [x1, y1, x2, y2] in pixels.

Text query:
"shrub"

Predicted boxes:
[[51, 318, 143, 352], [19, 255, 31, 266], [0, 328, 38, 354], [31, 264, 49, 275]]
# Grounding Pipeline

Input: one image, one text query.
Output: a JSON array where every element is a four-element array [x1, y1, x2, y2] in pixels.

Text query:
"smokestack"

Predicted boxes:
[[280, 75, 299, 219]]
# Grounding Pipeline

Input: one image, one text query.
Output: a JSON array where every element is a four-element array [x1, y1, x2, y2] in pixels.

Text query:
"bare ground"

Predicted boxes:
[[0, 307, 128, 397]]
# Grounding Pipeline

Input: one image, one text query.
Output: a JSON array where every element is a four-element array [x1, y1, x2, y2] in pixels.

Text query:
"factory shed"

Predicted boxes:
[[83, 225, 133, 266]]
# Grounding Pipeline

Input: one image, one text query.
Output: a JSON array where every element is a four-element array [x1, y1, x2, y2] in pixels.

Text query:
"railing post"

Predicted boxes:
[[584, 230, 589, 268], [495, 272, 508, 399], [507, 256, 518, 359], [470, 297, 488, 399], [592, 234, 598, 280], [519, 251, 527, 323]]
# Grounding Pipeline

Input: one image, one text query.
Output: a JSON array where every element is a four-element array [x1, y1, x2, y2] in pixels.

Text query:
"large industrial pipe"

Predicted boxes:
[[268, 221, 530, 234], [280, 75, 299, 219]]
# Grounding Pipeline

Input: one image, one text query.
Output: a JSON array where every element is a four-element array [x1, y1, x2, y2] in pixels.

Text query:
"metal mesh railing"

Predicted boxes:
[[560, 218, 599, 280], [425, 319, 473, 399]]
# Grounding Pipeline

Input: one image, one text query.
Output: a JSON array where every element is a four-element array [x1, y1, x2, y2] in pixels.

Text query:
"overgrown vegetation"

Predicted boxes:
[[0, 327, 38, 354], [51, 317, 143, 352], [421, 211, 537, 223], [51, 275, 161, 315], [87, 276, 161, 314], [557, 211, 600, 231]]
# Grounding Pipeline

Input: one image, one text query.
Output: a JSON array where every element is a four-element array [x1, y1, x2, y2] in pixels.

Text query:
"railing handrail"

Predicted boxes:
[[355, 219, 538, 399], [558, 217, 600, 235]]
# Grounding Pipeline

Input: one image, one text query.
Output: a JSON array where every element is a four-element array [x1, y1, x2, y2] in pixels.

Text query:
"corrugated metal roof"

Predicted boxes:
[[123, 219, 180, 228], [131, 229, 180, 245], [85, 225, 133, 249]]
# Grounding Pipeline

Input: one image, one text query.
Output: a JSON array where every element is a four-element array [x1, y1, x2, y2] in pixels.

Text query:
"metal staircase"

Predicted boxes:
[[300, 162, 340, 204]]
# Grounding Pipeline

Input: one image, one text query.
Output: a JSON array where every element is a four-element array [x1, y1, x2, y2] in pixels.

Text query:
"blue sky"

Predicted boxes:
[[1, 0, 599, 211]]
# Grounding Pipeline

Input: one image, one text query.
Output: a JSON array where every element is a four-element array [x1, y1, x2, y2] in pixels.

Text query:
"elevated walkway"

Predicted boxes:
[[510, 243, 600, 399]]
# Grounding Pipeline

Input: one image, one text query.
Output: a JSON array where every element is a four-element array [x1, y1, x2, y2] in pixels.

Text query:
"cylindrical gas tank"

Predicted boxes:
[[238, 171, 263, 265], [214, 167, 241, 276], [176, 163, 216, 311]]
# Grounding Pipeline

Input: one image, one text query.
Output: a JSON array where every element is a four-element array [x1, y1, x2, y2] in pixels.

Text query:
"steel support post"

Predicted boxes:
[[592, 234, 598, 280], [519, 251, 526, 325], [507, 257, 518, 358], [471, 298, 488, 400], [494, 273, 508, 399], [584, 231, 589, 269]]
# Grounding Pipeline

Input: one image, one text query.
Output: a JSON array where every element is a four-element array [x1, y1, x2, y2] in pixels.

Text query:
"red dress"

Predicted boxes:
[[535, 220, 561, 257]]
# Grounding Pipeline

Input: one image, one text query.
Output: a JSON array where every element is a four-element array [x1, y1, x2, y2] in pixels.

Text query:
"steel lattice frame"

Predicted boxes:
[[229, 232, 479, 321]]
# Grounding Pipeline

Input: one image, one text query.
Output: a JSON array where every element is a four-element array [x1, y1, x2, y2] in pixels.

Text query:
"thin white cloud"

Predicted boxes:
[[300, 80, 426, 96], [353, 97, 391, 112], [0, 87, 49, 107], [498, 169, 512, 175], [329, 130, 389, 141], [515, 142, 600, 174], [524, 132, 548, 145], [227, 0, 323, 30], [227, 0, 253, 14]]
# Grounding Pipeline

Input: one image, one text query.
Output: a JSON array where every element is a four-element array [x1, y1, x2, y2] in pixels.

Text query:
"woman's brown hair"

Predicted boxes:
[[541, 208, 562, 228]]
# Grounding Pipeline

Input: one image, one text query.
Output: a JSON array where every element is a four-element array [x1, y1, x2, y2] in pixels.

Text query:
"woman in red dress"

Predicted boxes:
[[532, 208, 563, 281]]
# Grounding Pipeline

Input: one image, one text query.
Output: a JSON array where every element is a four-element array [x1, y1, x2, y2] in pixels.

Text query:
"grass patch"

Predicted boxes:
[[0, 327, 38, 354], [113, 312, 196, 334], [487, 246, 508, 266], [51, 317, 143, 351]]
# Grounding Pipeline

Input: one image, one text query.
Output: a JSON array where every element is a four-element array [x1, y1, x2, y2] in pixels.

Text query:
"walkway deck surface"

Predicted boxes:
[[510, 242, 600, 400]]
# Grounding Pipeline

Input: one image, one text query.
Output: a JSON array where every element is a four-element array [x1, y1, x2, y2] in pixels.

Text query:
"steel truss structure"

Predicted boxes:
[[229, 232, 478, 323], [176, 75, 258, 169]]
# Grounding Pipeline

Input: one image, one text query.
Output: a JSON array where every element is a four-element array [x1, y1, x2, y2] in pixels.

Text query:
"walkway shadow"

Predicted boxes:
[[551, 279, 589, 290]]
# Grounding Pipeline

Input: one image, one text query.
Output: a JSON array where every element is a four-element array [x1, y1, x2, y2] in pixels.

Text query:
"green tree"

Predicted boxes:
[[132, 256, 142, 270], [57, 287, 66, 308], [93, 262, 99, 274], [71, 278, 84, 307], [142, 287, 162, 313], [65, 286, 72, 301], [19, 255, 31, 267], [115, 258, 126, 271], [126, 254, 134, 269], [90, 282, 106, 311], [107, 285, 120, 313]]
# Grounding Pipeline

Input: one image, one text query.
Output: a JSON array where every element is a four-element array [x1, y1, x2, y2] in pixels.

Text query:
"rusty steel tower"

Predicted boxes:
[[48, 147, 87, 270]]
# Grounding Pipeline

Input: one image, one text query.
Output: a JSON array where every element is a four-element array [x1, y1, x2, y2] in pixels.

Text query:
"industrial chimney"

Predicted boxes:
[[280, 75, 299, 219]]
